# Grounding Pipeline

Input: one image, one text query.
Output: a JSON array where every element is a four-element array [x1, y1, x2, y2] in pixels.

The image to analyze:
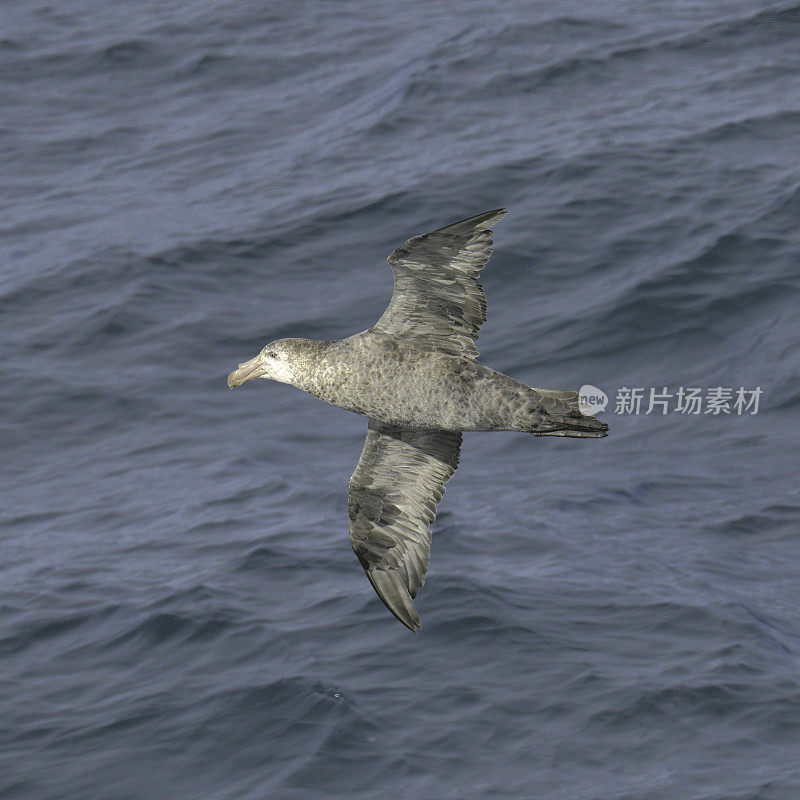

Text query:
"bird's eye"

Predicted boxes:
[[266, 349, 278, 358]]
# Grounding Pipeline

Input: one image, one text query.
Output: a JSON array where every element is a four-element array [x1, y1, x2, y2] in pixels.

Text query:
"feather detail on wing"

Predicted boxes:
[[348, 420, 462, 631], [373, 209, 507, 359]]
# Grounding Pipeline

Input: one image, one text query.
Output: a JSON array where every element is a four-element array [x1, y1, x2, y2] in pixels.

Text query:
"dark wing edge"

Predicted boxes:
[[348, 420, 462, 631], [373, 208, 508, 359], [425, 208, 508, 237]]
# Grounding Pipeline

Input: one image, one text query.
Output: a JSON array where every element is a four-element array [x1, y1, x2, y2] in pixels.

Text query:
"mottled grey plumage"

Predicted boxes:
[[349, 422, 461, 631], [227, 209, 608, 631]]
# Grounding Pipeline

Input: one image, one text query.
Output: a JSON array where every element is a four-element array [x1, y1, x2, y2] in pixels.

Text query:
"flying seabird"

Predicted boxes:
[[227, 209, 608, 631]]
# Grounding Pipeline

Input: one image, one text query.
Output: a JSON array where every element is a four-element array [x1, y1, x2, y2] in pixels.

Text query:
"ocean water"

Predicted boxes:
[[2, 1, 800, 798]]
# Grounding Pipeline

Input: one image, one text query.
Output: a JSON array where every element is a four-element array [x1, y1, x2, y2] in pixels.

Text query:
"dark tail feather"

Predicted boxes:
[[531, 389, 609, 439]]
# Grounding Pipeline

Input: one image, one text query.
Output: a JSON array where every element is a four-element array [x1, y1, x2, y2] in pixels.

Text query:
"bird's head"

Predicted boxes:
[[227, 338, 301, 388]]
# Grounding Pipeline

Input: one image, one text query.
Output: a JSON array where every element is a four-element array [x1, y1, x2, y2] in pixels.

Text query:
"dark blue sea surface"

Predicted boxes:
[[2, 1, 800, 798]]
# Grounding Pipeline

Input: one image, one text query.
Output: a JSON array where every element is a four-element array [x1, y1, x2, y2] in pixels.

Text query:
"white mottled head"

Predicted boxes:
[[227, 338, 320, 389]]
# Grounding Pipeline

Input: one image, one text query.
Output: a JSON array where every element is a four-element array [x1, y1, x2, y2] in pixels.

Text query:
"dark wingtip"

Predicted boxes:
[[365, 568, 421, 632], [432, 208, 508, 236]]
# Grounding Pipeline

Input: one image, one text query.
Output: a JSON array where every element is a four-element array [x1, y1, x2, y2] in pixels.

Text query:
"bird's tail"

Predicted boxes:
[[530, 389, 609, 438]]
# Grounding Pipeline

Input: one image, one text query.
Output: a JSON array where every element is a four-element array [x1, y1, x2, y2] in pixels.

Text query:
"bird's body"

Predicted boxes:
[[278, 334, 598, 434], [228, 209, 608, 630]]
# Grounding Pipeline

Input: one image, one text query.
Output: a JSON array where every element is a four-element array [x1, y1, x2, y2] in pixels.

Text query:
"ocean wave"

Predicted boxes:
[[4, 2, 800, 798]]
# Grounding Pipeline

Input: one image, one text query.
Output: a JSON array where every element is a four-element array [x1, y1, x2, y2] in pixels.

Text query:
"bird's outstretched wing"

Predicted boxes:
[[348, 420, 462, 631], [373, 208, 507, 359]]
